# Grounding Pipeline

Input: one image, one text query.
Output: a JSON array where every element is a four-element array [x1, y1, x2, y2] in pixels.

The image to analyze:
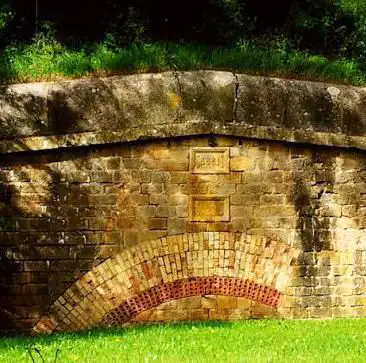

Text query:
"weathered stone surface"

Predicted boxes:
[[178, 71, 234, 123], [3, 73, 366, 334], [236, 74, 366, 136], [3, 72, 366, 153], [0, 83, 49, 139]]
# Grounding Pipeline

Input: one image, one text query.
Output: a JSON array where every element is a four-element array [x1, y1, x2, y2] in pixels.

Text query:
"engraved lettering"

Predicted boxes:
[[190, 148, 229, 174]]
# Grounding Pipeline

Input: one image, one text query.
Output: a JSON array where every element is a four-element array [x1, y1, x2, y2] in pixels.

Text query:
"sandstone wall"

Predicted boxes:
[[1, 72, 366, 334], [1, 135, 366, 334]]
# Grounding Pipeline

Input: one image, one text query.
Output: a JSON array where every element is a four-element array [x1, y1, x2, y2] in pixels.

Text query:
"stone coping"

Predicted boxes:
[[1, 71, 366, 154], [2, 124, 366, 154]]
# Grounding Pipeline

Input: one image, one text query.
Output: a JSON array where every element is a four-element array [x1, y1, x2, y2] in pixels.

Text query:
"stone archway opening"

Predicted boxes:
[[33, 232, 299, 334]]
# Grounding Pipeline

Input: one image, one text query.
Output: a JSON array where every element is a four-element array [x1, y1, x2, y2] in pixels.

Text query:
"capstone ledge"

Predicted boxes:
[[1, 71, 366, 154]]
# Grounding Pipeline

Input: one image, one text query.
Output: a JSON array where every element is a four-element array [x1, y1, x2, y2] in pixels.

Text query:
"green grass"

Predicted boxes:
[[1, 319, 366, 362], [0, 40, 365, 85]]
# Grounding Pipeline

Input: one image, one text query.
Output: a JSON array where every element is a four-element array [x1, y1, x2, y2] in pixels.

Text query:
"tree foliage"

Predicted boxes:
[[1, 1, 366, 60]]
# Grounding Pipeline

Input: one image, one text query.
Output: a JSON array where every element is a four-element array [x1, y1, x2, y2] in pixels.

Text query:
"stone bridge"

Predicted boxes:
[[1, 71, 366, 334]]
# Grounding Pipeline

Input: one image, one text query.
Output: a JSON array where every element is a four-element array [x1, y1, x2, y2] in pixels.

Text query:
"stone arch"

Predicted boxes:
[[33, 232, 300, 334]]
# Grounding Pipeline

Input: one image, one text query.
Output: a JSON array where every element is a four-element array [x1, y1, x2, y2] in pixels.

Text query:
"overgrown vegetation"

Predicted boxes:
[[2, 320, 366, 362], [0, 40, 365, 85], [1, 1, 366, 83]]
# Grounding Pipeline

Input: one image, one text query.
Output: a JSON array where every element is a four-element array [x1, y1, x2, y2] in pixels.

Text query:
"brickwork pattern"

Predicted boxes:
[[33, 232, 298, 333], [1, 135, 366, 333], [102, 277, 281, 326]]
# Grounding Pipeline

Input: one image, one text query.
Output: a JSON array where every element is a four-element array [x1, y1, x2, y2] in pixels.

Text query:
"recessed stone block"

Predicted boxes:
[[190, 147, 229, 174], [189, 195, 230, 222]]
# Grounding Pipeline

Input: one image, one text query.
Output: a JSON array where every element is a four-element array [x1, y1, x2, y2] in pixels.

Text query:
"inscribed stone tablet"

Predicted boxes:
[[190, 147, 229, 174]]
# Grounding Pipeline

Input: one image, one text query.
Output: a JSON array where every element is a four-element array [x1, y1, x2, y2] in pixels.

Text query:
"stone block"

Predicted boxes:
[[215, 136, 238, 147], [209, 309, 229, 320], [148, 218, 167, 230], [155, 206, 176, 218], [207, 223, 229, 232], [188, 309, 209, 320], [257, 205, 295, 217], [318, 205, 342, 218], [227, 309, 250, 320], [307, 307, 332, 318], [124, 231, 139, 247], [157, 300, 177, 311], [24, 261, 49, 272], [155, 310, 188, 321], [34, 246, 69, 260], [230, 206, 253, 218], [151, 171, 169, 183], [132, 309, 157, 322], [251, 302, 277, 318], [186, 223, 208, 233], [176, 205, 188, 218], [178, 71, 234, 123], [259, 195, 286, 205], [189, 195, 229, 222], [117, 218, 137, 229], [97, 245, 119, 259], [331, 307, 355, 318], [141, 183, 163, 194], [130, 194, 150, 205], [168, 172, 188, 184], [106, 157, 121, 170], [161, 158, 189, 171], [167, 218, 186, 234], [230, 156, 255, 171], [69, 246, 97, 260], [202, 295, 217, 309], [177, 296, 202, 310], [168, 193, 188, 206], [237, 298, 251, 309], [217, 296, 237, 309], [230, 194, 261, 206]]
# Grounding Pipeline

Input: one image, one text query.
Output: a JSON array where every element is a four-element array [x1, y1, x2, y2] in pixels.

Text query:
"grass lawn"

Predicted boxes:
[[1, 41, 365, 86], [1, 319, 366, 362]]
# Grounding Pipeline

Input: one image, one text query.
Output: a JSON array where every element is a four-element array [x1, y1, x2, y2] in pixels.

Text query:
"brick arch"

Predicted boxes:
[[33, 232, 300, 334]]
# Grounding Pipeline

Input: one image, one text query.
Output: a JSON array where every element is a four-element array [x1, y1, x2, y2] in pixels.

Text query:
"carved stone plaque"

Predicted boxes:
[[189, 195, 230, 222], [190, 147, 229, 174]]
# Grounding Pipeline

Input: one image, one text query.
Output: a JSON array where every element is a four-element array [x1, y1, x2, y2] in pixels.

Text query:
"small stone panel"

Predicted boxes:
[[101, 277, 281, 326], [189, 195, 230, 222], [190, 147, 229, 174]]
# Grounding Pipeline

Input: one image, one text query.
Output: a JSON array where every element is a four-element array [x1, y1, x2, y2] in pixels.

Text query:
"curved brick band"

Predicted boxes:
[[102, 277, 281, 326], [33, 232, 300, 334]]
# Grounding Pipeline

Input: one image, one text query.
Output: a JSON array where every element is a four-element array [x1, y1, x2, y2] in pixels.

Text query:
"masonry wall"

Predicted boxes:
[[1, 135, 366, 334]]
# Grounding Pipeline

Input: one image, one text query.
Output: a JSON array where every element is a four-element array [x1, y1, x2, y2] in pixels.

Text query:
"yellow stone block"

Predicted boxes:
[[217, 295, 237, 309], [230, 156, 255, 171], [237, 298, 251, 309], [227, 309, 250, 320], [202, 295, 217, 309]]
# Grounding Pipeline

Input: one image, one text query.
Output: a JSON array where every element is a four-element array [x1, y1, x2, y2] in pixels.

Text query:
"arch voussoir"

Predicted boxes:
[[33, 232, 300, 334]]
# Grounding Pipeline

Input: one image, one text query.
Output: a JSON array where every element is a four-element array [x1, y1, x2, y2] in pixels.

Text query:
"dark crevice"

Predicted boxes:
[[233, 72, 239, 122]]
